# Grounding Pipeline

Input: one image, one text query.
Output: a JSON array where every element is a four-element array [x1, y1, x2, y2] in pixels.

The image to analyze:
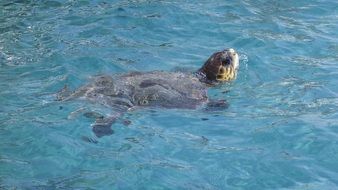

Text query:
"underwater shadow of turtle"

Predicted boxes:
[[56, 48, 239, 138]]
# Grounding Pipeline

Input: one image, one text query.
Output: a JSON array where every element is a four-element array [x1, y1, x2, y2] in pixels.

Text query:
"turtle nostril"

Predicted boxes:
[[222, 58, 231, 66]]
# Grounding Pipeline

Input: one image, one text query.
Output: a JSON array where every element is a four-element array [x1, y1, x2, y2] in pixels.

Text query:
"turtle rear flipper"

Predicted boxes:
[[56, 84, 89, 101], [56, 85, 72, 101]]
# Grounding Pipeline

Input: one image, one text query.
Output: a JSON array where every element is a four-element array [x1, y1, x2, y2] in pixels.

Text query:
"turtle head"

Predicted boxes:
[[198, 48, 239, 83]]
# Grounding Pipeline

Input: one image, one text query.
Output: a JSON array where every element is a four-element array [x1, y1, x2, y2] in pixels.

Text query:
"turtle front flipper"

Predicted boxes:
[[171, 66, 195, 73], [82, 111, 119, 138], [91, 116, 117, 138], [204, 99, 229, 112]]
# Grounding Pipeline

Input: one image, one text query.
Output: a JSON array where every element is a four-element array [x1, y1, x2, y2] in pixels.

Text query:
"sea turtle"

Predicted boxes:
[[58, 48, 239, 138]]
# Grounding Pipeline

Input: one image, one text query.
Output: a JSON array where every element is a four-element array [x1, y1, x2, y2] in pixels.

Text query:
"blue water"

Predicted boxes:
[[1, 0, 338, 189]]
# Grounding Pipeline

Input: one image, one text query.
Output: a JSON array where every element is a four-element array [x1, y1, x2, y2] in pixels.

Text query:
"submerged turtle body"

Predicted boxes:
[[58, 48, 240, 138], [69, 71, 208, 110], [115, 71, 208, 109]]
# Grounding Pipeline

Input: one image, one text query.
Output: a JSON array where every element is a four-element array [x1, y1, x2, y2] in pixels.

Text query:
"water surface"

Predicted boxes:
[[1, 0, 338, 189]]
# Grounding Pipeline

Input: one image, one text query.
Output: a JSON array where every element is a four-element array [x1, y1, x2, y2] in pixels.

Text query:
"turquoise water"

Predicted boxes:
[[1, 0, 338, 189]]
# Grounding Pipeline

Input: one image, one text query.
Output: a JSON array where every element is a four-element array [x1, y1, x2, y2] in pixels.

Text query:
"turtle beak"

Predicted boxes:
[[216, 49, 239, 81], [229, 48, 239, 70], [225, 48, 239, 70]]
